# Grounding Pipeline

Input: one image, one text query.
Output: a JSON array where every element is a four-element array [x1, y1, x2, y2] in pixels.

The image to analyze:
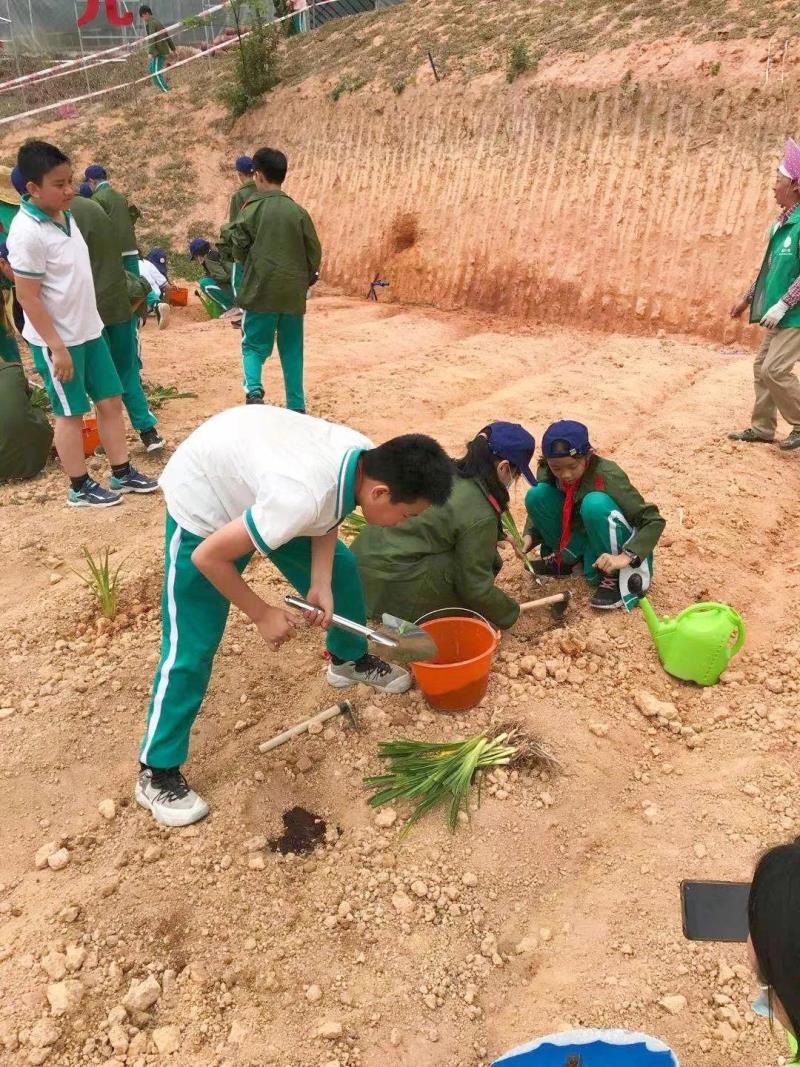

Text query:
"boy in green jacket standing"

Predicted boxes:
[[221, 147, 321, 411], [70, 193, 163, 452], [139, 5, 176, 93], [84, 164, 140, 275], [730, 138, 800, 452], [524, 420, 665, 611]]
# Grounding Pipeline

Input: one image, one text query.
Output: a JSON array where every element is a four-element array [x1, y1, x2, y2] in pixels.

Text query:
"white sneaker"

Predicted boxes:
[[327, 654, 412, 694], [155, 302, 171, 330], [135, 766, 209, 827]]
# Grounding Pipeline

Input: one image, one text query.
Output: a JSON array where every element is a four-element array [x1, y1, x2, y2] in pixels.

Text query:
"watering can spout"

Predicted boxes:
[[638, 597, 663, 643]]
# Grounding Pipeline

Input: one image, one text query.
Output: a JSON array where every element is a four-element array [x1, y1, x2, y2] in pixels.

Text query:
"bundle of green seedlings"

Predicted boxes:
[[365, 726, 557, 836], [501, 509, 536, 576], [143, 382, 197, 410]]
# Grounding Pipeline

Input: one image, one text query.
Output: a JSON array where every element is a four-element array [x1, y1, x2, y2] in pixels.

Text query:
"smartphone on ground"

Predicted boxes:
[[680, 879, 750, 942]]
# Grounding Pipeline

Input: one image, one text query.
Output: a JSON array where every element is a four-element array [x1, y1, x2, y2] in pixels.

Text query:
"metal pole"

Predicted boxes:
[[75, 1, 93, 95], [8, 0, 28, 112]]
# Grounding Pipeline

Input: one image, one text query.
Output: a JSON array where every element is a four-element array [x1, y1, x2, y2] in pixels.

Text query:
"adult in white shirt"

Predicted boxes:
[[136, 405, 453, 827]]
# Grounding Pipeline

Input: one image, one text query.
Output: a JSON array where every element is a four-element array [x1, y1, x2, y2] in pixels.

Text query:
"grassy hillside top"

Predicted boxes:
[[284, 0, 800, 92]]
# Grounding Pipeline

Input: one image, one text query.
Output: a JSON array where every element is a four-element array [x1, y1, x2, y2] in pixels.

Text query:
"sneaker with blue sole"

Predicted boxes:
[[109, 467, 160, 494], [67, 478, 122, 508]]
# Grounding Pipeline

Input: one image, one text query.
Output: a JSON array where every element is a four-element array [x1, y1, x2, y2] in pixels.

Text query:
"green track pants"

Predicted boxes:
[[241, 309, 304, 410], [148, 55, 170, 93], [524, 484, 653, 584], [103, 316, 157, 433], [123, 254, 140, 276], [140, 513, 368, 769], [199, 276, 235, 313]]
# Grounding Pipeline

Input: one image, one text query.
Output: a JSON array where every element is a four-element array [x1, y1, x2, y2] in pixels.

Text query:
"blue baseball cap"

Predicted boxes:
[[541, 419, 591, 459], [84, 164, 107, 181], [146, 248, 167, 273], [188, 237, 210, 259], [235, 155, 254, 174], [485, 422, 537, 486], [0, 242, 8, 260], [78, 182, 93, 198], [10, 166, 26, 196]]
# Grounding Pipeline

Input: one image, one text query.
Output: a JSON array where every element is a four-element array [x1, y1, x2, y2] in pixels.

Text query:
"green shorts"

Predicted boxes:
[[30, 336, 122, 418]]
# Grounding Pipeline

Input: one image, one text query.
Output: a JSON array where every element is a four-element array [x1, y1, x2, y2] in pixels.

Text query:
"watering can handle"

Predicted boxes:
[[678, 602, 746, 655]]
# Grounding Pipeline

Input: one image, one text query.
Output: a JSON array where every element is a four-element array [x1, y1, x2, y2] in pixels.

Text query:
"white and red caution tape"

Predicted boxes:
[[0, 1, 341, 128], [0, 0, 235, 95]]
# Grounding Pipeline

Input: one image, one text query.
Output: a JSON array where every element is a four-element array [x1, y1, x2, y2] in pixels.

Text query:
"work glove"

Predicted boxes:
[[760, 299, 790, 329]]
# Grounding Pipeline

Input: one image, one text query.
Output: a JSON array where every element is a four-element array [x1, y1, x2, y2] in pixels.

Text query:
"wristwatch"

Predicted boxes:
[[622, 548, 642, 568]]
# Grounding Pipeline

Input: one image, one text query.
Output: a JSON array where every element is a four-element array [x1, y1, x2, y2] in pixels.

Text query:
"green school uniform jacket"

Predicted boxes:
[[750, 204, 800, 328], [220, 188, 322, 316], [146, 17, 176, 58], [203, 248, 233, 287], [527, 454, 666, 561], [352, 475, 520, 630], [91, 181, 140, 257], [70, 196, 131, 327], [0, 361, 53, 482], [229, 180, 256, 223]]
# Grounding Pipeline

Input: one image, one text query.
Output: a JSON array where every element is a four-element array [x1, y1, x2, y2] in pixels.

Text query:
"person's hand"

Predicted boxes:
[[51, 344, 74, 382], [521, 534, 534, 554], [730, 298, 749, 320], [760, 300, 789, 329], [255, 606, 297, 651], [594, 552, 631, 574], [302, 585, 334, 628]]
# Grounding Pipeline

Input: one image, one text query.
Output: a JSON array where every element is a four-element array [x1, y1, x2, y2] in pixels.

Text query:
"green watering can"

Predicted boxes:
[[639, 598, 746, 687]]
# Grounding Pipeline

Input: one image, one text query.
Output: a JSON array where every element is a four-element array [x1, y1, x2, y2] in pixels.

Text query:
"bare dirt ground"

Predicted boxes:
[[2, 291, 800, 1066]]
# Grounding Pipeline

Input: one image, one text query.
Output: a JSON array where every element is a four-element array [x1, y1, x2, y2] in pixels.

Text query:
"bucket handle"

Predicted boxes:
[[676, 601, 746, 655]]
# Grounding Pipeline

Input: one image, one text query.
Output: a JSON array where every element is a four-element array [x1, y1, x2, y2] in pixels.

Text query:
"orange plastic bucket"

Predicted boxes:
[[411, 616, 499, 713], [166, 284, 189, 307], [82, 413, 100, 456]]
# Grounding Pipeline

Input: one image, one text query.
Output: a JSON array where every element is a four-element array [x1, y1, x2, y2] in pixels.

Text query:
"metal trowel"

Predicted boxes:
[[285, 596, 439, 664]]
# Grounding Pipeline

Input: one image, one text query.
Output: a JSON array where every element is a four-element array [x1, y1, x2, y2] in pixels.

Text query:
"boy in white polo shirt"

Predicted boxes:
[[136, 405, 453, 826], [8, 140, 157, 506]]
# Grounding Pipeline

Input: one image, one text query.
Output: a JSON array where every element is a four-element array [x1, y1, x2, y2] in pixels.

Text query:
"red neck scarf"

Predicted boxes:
[[556, 479, 579, 564]]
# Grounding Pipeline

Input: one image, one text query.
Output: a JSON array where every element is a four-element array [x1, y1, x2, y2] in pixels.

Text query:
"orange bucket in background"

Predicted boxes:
[[411, 615, 499, 713], [82, 413, 100, 456], [166, 284, 189, 307]]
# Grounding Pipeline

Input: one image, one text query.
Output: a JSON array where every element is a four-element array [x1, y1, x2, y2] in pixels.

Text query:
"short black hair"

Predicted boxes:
[[253, 147, 287, 185], [139, 5, 152, 14], [18, 140, 70, 186], [362, 434, 452, 506]]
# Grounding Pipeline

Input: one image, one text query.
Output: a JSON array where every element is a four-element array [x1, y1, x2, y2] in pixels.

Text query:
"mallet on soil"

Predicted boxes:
[[258, 700, 355, 754], [518, 590, 572, 624]]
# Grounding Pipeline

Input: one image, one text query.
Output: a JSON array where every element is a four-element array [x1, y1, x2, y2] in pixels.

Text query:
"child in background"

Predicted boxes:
[[354, 422, 538, 630], [136, 406, 453, 826], [139, 5, 176, 93], [0, 243, 22, 363], [70, 190, 163, 453], [188, 237, 235, 314], [524, 420, 665, 611], [221, 147, 321, 410], [78, 182, 93, 198], [8, 140, 158, 507], [227, 155, 255, 302], [84, 164, 141, 275], [138, 250, 170, 329]]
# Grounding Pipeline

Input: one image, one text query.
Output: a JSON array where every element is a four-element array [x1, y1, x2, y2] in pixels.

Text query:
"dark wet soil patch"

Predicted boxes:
[[269, 806, 327, 855]]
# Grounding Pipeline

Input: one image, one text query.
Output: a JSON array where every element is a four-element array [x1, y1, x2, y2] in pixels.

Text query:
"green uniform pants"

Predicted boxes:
[[199, 276, 234, 313], [241, 309, 305, 410], [525, 484, 653, 584], [123, 254, 140, 276], [103, 316, 157, 433], [140, 512, 368, 769], [148, 55, 170, 93]]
